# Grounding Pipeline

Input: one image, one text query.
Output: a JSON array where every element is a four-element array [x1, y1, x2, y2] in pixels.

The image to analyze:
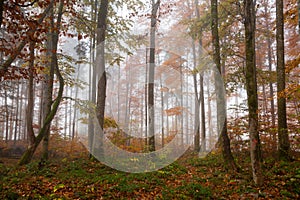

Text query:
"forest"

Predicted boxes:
[[0, 0, 299, 199]]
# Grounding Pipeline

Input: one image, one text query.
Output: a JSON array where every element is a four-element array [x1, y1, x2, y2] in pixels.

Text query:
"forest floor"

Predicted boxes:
[[0, 148, 300, 199]]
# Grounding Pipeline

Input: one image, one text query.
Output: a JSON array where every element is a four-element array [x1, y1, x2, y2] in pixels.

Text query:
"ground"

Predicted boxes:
[[0, 149, 299, 199]]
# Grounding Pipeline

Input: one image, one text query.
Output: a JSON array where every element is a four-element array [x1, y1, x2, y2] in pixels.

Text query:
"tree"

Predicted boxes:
[[19, 0, 65, 165], [26, 41, 35, 146], [276, 0, 291, 160], [211, 0, 238, 171], [192, 0, 202, 153], [244, 0, 263, 185], [94, 0, 109, 159], [147, 0, 160, 152]]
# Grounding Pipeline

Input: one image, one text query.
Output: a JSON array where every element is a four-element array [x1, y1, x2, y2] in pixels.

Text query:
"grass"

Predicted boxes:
[[0, 150, 299, 199]]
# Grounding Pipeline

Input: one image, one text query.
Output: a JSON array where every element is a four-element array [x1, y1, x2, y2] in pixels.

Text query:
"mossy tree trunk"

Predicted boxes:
[[211, 0, 238, 171], [244, 0, 263, 186]]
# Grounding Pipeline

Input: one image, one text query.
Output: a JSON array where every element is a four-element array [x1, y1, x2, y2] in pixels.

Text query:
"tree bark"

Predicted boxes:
[[94, 0, 108, 159], [192, 0, 201, 152], [264, 1, 276, 148], [26, 41, 36, 146], [211, 0, 238, 171], [244, 0, 263, 186], [42, 2, 56, 161], [276, 0, 291, 160], [148, 0, 160, 152]]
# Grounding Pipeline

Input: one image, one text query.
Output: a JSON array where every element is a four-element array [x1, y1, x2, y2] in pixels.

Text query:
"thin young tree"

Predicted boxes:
[[244, 0, 263, 185], [26, 41, 36, 146], [211, 0, 238, 171]]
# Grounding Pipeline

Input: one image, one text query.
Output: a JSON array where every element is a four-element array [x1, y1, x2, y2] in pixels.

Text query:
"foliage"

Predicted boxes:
[[1, 149, 300, 199]]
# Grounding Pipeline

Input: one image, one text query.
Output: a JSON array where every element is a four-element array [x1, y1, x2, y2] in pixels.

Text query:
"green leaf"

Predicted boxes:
[[53, 183, 65, 192]]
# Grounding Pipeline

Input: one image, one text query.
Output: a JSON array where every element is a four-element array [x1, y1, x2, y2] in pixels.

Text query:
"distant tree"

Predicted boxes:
[[276, 0, 291, 160], [244, 0, 263, 185], [26, 41, 35, 146]]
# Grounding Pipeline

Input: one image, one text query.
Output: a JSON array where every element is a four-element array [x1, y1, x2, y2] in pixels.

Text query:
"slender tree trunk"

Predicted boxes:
[[199, 74, 205, 152], [160, 77, 165, 147], [193, 0, 206, 152], [265, 0, 276, 128], [276, 0, 291, 160], [148, 0, 160, 152], [88, 0, 97, 158], [211, 0, 238, 171], [4, 87, 9, 142], [264, 0, 276, 133], [14, 80, 20, 143], [19, 81, 25, 140], [244, 0, 263, 185], [145, 58, 148, 147], [192, 40, 200, 152], [180, 63, 184, 146], [26, 41, 35, 145]]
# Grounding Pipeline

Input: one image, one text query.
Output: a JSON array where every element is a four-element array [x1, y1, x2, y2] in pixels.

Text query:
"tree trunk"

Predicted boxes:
[[148, 0, 160, 152], [4, 88, 9, 142], [14, 80, 20, 144], [88, 0, 97, 158], [276, 0, 291, 160], [26, 41, 36, 146], [265, 0, 276, 128], [160, 77, 165, 147], [95, 0, 108, 159], [42, 5, 55, 161], [192, 40, 200, 152], [199, 73, 205, 152], [211, 0, 238, 171], [244, 0, 263, 185]]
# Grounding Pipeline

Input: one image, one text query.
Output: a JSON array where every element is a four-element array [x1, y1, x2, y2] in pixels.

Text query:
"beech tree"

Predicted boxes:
[[147, 0, 160, 152], [19, 0, 65, 165], [276, 0, 291, 160], [211, 0, 238, 171], [243, 0, 263, 185]]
